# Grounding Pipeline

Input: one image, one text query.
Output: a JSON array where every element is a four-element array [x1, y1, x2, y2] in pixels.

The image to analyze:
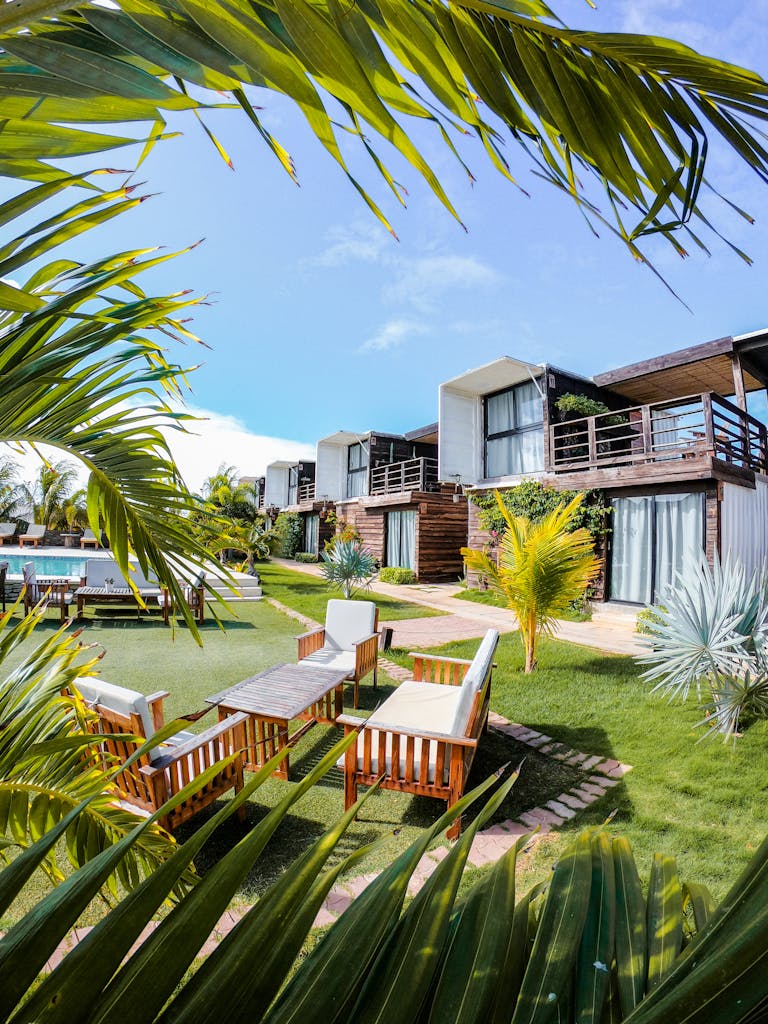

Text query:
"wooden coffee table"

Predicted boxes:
[[206, 663, 348, 779]]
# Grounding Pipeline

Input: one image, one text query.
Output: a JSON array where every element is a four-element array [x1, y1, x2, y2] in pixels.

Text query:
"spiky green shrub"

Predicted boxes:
[[1, 756, 766, 1024], [320, 539, 377, 599], [638, 557, 768, 741]]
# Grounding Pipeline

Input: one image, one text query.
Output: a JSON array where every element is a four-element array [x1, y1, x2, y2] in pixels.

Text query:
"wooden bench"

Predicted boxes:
[[338, 629, 499, 839]]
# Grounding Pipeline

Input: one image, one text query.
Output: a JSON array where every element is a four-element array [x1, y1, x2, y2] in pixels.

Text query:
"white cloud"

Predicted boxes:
[[358, 318, 429, 353], [384, 254, 499, 312], [307, 222, 390, 268], [163, 404, 315, 492]]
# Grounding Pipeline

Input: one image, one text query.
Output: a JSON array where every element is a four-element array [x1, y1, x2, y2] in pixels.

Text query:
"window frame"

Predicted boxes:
[[483, 379, 544, 478], [346, 441, 370, 498]]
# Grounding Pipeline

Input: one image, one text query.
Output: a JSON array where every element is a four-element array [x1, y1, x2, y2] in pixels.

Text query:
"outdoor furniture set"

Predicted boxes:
[[0, 524, 101, 547], [74, 591, 498, 838]]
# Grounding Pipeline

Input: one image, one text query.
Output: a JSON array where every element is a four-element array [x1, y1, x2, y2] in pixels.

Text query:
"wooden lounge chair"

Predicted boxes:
[[75, 559, 165, 620], [74, 678, 248, 829], [338, 629, 499, 840], [19, 524, 45, 548], [0, 522, 17, 545], [159, 570, 207, 624], [22, 561, 74, 621], [296, 599, 379, 708], [80, 528, 101, 549]]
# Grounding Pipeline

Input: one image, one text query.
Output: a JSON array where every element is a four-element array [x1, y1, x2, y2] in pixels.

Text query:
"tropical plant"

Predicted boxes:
[[63, 487, 88, 531], [0, 455, 22, 521], [271, 512, 305, 559], [471, 480, 612, 543], [0, 602, 181, 888], [320, 539, 378, 599], [19, 459, 79, 528], [322, 510, 361, 552], [2, 4, 768, 276], [211, 516, 277, 572], [463, 491, 599, 672], [202, 465, 262, 523], [637, 556, 768, 742], [1, 756, 767, 1024]]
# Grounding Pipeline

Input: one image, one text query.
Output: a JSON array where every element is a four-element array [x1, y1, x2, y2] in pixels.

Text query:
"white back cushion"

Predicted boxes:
[[84, 560, 157, 589], [324, 599, 377, 651], [450, 629, 500, 735], [75, 678, 155, 746]]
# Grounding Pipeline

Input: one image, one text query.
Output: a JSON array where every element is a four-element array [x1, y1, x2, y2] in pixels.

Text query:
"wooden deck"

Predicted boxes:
[[369, 456, 438, 495]]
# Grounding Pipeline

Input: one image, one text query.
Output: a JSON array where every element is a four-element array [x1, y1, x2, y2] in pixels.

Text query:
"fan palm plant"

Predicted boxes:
[[0, 455, 23, 521], [0, 601, 182, 888], [637, 556, 768, 742], [463, 492, 599, 672], [0, 3, 768, 272], [320, 539, 378, 599], [19, 459, 79, 528], [1, 757, 767, 1024]]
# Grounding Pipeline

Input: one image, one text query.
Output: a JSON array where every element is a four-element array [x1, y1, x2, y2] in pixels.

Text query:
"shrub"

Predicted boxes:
[[320, 539, 377, 598], [379, 566, 417, 584], [470, 479, 611, 542], [295, 551, 319, 563], [637, 605, 667, 635], [270, 512, 303, 558]]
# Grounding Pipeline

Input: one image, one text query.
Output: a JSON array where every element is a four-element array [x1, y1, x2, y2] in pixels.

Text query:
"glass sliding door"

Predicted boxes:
[[386, 509, 416, 569], [304, 514, 319, 555], [610, 493, 704, 604]]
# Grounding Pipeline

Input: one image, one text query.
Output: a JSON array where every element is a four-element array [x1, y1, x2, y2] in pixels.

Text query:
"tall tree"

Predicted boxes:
[[20, 459, 79, 527]]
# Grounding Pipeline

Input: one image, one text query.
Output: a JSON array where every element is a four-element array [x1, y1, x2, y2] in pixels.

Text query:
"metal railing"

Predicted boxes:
[[550, 393, 768, 474], [369, 457, 439, 495]]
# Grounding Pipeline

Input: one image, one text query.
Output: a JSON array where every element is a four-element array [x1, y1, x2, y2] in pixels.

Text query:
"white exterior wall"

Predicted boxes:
[[438, 386, 482, 484], [265, 465, 289, 508], [721, 476, 768, 576], [315, 442, 346, 501]]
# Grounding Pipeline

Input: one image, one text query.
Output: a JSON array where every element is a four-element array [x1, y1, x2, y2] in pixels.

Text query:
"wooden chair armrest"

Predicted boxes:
[[141, 711, 249, 772], [297, 627, 325, 659], [353, 632, 380, 648], [337, 714, 366, 728], [407, 653, 473, 665], [145, 690, 169, 731]]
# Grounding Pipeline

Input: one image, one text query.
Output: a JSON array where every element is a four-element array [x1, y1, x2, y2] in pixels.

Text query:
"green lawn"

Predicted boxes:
[[7, 597, 765, 919], [257, 561, 440, 622], [454, 586, 592, 621]]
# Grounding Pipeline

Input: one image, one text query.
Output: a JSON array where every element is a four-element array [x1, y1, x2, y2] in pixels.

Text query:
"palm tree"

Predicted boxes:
[[463, 492, 599, 672], [0, 455, 22, 521], [0, 603, 181, 888], [0, 2, 768, 274], [19, 459, 79, 528]]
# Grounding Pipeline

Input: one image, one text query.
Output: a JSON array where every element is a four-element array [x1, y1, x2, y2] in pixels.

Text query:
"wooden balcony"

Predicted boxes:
[[297, 482, 315, 503], [370, 457, 438, 496], [550, 393, 768, 482]]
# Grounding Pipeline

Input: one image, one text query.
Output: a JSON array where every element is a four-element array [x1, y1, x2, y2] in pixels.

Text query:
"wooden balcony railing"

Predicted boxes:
[[550, 393, 768, 474], [297, 482, 315, 503], [370, 457, 439, 495]]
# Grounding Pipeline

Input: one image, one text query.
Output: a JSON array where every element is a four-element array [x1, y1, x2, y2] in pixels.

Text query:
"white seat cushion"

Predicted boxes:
[[338, 681, 463, 784], [324, 599, 376, 651], [75, 679, 162, 761], [298, 647, 357, 676]]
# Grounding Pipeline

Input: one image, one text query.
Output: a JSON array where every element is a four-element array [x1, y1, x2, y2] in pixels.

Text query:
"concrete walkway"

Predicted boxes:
[[270, 558, 644, 656]]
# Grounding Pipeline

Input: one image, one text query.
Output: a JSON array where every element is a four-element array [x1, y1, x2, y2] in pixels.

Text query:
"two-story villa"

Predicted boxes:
[[314, 424, 468, 580], [263, 458, 333, 555], [439, 333, 768, 604]]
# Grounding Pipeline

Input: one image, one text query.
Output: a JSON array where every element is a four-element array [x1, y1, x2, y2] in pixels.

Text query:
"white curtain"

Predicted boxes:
[[486, 390, 515, 434], [610, 497, 653, 603], [486, 429, 544, 476], [387, 510, 415, 569], [305, 514, 319, 555], [654, 493, 703, 600], [485, 381, 544, 477]]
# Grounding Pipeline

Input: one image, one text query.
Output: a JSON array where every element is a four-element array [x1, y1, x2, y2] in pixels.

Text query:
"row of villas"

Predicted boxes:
[[248, 330, 768, 606]]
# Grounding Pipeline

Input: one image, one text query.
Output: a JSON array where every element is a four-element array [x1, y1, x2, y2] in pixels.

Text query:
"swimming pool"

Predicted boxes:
[[0, 553, 111, 577]]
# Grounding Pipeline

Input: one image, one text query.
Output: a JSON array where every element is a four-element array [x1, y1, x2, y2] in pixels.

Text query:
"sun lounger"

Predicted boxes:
[[0, 522, 17, 544], [18, 524, 45, 547], [80, 528, 101, 549]]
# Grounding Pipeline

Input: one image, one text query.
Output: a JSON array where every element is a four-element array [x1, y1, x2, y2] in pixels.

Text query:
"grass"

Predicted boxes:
[[257, 561, 440, 622]]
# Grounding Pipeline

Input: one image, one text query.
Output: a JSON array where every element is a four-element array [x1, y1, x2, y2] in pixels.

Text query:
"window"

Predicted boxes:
[[346, 441, 369, 498], [484, 380, 544, 477], [610, 492, 705, 604], [304, 514, 319, 555], [386, 509, 415, 569], [287, 466, 299, 506]]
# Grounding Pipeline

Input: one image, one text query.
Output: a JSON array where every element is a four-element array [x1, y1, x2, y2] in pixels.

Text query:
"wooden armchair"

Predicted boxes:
[[74, 679, 247, 830], [159, 571, 207, 625], [296, 599, 379, 708], [338, 629, 499, 840], [22, 562, 74, 622]]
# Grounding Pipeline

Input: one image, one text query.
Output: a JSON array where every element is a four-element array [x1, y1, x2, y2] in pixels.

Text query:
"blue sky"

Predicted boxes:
[[20, 0, 768, 489]]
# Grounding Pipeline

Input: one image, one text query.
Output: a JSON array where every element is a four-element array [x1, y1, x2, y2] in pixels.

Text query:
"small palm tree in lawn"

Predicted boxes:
[[320, 539, 378, 599], [463, 492, 599, 672]]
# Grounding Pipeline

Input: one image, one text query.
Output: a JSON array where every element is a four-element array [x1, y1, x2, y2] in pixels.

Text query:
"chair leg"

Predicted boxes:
[[344, 772, 358, 812], [352, 679, 359, 709], [373, 664, 378, 691]]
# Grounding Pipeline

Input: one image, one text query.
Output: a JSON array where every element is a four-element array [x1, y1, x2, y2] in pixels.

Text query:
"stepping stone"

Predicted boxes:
[[324, 890, 353, 917], [312, 906, 337, 929], [558, 792, 588, 810], [581, 755, 604, 771], [590, 775, 619, 788], [546, 800, 577, 820]]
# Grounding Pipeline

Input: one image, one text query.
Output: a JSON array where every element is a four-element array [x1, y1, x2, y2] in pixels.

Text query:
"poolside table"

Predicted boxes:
[[73, 585, 167, 622], [206, 663, 348, 779]]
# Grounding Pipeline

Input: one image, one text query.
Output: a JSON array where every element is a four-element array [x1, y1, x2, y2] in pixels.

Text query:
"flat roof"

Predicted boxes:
[[440, 356, 544, 396]]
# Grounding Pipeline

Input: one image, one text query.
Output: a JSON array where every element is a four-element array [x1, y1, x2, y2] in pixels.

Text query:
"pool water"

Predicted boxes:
[[0, 554, 103, 577]]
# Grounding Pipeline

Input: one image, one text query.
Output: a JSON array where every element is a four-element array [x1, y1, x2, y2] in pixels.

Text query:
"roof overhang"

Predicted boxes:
[[405, 421, 438, 444], [266, 460, 295, 471], [593, 331, 768, 403], [440, 356, 544, 396], [317, 430, 372, 446]]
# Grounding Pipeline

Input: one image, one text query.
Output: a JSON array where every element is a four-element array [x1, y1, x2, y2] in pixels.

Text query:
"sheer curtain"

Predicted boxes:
[[485, 381, 544, 477], [654, 493, 703, 600], [610, 497, 653, 603], [387, 510, 415, 569], [304, 514, 319, 555]]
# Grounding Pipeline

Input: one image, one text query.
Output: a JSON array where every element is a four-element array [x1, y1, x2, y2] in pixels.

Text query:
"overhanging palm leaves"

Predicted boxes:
[[1, 756, 767, 1023], [1, 1, 768, 263], [0, 602, 179, 889], [463, 491, 599, 672]]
